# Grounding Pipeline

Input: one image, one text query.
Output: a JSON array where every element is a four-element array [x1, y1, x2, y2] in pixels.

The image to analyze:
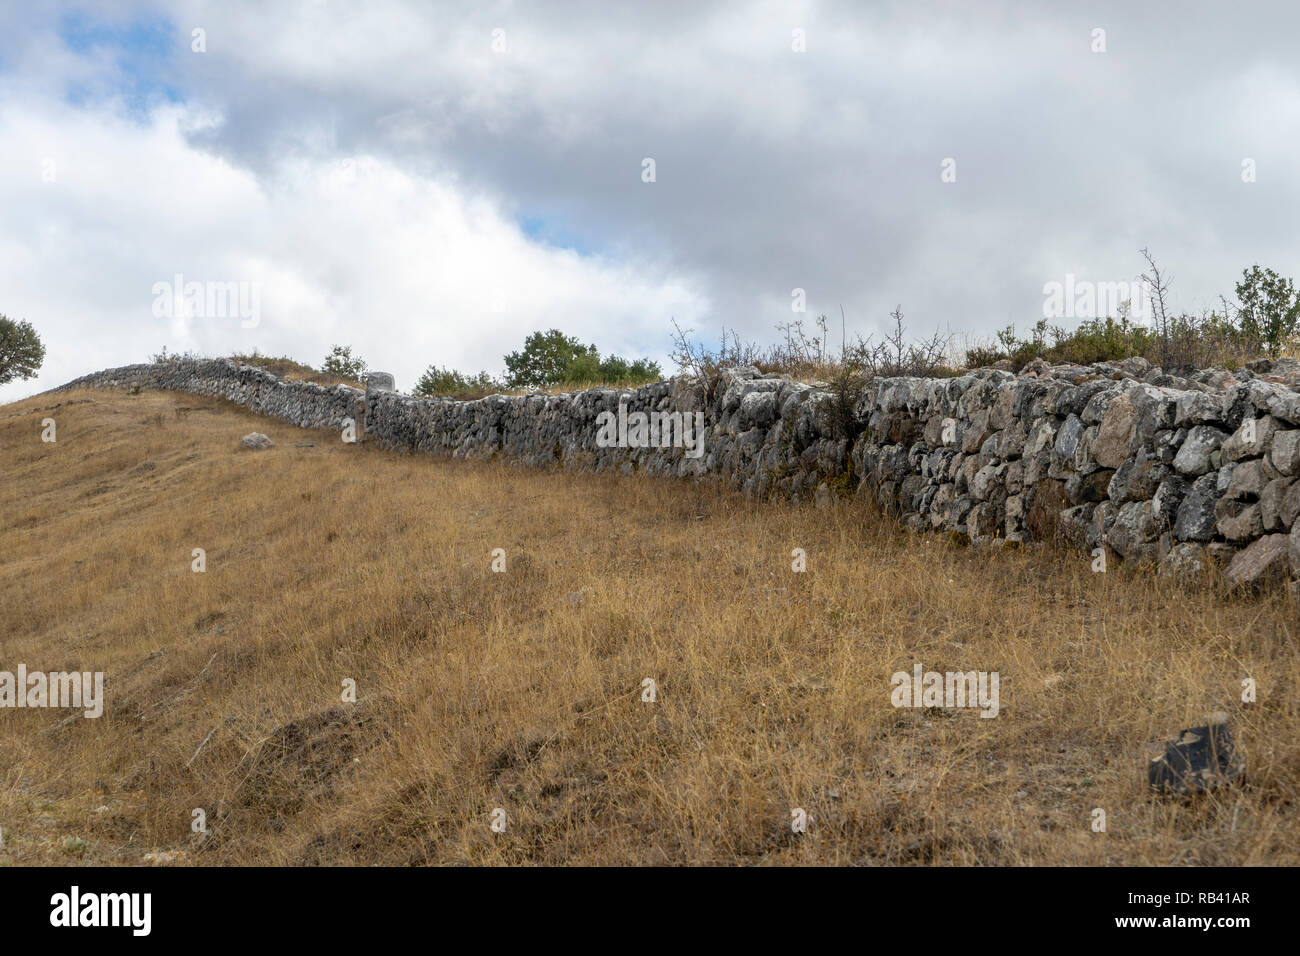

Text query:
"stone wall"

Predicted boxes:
[[58, 359, 365, 431], [57, 354, 1300, 589]]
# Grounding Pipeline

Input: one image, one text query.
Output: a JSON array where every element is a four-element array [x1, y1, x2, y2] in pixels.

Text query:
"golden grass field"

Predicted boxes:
[[1, 386, 1297, 866]]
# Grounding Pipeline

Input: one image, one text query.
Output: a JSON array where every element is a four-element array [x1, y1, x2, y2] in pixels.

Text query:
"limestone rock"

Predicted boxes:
[[1091, 393, 1138, 468], [1053, 414, 1085, 462], [1152, 476, 1189, 529], [1107, 500, 1159, 561], [1108, 456, 1167, 504], [1225, 534, 1290, 589], [1268, 429, 1300, 476], [1224, 459, 1270, 500], [1259, 477, 1294, 532], [1173, 425, 1227, 476], [1159, 542, 1208, 584], [1173, 474, 1219, 542], [1221, 415, 1278, 462], [1216, 501, 1262, 542]]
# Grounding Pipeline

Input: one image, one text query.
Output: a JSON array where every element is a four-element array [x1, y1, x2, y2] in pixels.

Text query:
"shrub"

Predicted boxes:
[[414, 366, 503, 399], [150, 346, 201, 364], [670, 308, 956, 401], [561, 352, 662, 387], [321, 344, 368, 383]]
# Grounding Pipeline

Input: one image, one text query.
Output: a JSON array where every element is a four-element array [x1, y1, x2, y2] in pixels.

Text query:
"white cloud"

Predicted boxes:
[[0, 95, 706, 401], [5, 0, 1300, 401]]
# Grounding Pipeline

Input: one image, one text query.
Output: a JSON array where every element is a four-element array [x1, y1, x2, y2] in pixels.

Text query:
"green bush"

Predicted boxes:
[[321, 344, 368, 383], [561, 352, 661, 387], [414, 365, 503, 399]]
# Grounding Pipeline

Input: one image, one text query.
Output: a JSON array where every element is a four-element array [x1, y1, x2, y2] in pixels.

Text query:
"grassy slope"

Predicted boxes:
[[0, 387, 1296, 865]]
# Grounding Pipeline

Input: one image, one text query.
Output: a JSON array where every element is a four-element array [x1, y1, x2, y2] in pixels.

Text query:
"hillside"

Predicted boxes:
[[0, 386, 1296, 865]]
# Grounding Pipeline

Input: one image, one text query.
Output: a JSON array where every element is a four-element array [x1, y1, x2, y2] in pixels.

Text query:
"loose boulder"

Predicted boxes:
[[1224, 534, 1290, 589], [1148, 715, 1244, 795]]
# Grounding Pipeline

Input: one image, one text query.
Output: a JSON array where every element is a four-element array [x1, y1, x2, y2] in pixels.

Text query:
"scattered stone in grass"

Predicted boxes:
[[1148, 713, 1244, 795]]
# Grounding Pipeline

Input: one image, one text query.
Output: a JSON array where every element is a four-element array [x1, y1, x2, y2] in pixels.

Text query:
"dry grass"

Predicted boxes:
[[226, 353, 359, 388], [0, 387, 1297, 866]]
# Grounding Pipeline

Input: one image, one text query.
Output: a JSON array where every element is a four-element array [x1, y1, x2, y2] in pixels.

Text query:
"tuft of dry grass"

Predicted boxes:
[[0, 387, 1296, 866]]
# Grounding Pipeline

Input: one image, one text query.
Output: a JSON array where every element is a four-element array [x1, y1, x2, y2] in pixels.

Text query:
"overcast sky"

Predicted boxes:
[[2, 0, 1298, 401]]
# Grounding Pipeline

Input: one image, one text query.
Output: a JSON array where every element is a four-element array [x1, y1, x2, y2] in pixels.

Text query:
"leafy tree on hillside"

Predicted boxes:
[[1235, 265, 1300, 358], [0, 315, 45, 384], [321, 344, 368, 382], [503, 329, 596, 388]]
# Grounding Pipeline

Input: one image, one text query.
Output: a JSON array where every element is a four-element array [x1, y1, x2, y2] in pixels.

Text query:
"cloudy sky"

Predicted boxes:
[[2, 0, 1297, 401]]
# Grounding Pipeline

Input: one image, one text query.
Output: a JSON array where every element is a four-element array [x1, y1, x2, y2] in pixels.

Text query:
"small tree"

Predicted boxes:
[[0, 316, 45, 384], [321, 344, 368, 382], [1139, 247, 1173, 365], [1235, 265, 1300, 358], [503, 329, 596, 388]]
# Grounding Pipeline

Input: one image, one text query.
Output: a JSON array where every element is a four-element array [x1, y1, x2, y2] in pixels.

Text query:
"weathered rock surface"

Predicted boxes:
[[1225, 534, 1290, 589]]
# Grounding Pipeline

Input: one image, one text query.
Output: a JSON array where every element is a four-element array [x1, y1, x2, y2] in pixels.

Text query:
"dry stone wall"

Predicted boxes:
[[57, 354, 1300, 590], [59, 359, 365, 431]]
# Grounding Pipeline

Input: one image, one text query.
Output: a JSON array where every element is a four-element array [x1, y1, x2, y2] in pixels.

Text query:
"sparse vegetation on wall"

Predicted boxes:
[[414, 366, 503, 400], [964, 258, 1300, 372]]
